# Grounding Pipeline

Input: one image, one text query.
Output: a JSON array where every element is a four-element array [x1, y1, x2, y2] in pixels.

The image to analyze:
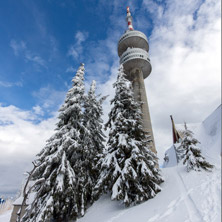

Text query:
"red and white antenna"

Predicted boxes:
[[126, 6, 134, 31]]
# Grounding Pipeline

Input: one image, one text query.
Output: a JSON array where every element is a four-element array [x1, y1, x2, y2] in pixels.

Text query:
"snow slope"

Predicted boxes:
[[0, 106, 221, 222], [77, 166, 220, 222], [78, 105, 221, 222], [1, 167, 220, 222]]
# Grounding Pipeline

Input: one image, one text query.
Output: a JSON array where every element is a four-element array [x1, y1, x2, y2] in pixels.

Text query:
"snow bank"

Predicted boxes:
[[162, 145, 177, 168]]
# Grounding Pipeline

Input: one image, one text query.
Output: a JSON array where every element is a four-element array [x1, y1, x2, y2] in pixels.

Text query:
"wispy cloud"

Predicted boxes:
[[32, 86, 66, 113], [0, 80, 23, 88], [49, 35, 58, 60], [68, 31, 88, 60], [66, 66, 76, 73], [10, 40, 26, 56], [75, 31, 88, 45], [75, 29, 121, 83], [9, 39, 47, 68], [25, 53, 46, 67], [33, 105, 44, 116]]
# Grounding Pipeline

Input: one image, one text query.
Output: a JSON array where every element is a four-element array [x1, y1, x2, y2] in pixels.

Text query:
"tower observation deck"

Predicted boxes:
[[118, 7, 157, 154]]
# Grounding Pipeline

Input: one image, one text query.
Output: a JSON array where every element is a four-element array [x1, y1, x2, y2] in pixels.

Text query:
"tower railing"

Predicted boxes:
[[120, 48, 150, 65]]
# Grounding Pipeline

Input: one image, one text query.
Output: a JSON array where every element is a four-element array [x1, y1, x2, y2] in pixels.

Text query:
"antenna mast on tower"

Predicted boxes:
[[126, 6, 134, 30]]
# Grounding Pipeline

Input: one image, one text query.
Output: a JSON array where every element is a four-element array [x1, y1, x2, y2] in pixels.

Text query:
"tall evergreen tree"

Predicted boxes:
[[83, 80, 106, 178], [83, 81, 106, 156], [76, 80, 107, 217], [22, 64, 87, 222], [181, 126, 214, 172], [93, 65, 163, 207]]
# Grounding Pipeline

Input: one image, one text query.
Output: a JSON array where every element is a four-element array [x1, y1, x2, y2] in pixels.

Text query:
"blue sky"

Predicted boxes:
[[0, 0, 221, 198], [0, 0, 154, 115], [0, 0, 115, 111]]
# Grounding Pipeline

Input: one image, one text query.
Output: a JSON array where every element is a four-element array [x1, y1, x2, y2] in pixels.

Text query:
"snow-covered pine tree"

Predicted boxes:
[[84, 81, 106, 156], [76, 80, 107, 217], [182, 125, 214, 172], [83, 80, 106, 180], [22, 64, 86, 222], [93, 65, 164, 207]]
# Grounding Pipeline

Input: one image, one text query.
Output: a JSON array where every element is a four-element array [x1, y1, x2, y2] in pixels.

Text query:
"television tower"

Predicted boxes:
[[118, 7, 157, 154]]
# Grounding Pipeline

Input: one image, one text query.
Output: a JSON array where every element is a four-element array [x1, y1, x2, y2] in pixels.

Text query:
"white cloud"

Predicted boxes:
[[68, 31, 88, 60], [25, 53, 46, 67], [75, 31, 88, 45], [33, 105, 44, 116], [32, 86, 66, 112], [0, 80, 23, 88], [81, 29, 121, 83], [0, 105, 57, 196], [68, 45, 79, 60], [9, 39, 46, 68], [10, 40, 26, 56], [140, 0, 221, 160], [66, 66, 76, 73]]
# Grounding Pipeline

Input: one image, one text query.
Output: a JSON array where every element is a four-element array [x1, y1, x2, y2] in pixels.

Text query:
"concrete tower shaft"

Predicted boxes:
[[118, 7, 157, 154]]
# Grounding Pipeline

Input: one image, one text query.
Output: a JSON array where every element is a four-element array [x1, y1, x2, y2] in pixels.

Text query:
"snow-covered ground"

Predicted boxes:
[[78, 105, 221, 222], [0, 105, 221, 222], [0, 211, 11, 222], [78, 166, 221, 222]]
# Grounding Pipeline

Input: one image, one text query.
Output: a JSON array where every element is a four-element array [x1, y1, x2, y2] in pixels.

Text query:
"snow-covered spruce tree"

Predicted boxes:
[[84, 80, 106, 156], [75, 80, 107, 217], [83, 80, 106, 180], [181, 126, 214, 172], [93, 65, 164, 207], [22, 64, 88, 222]]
